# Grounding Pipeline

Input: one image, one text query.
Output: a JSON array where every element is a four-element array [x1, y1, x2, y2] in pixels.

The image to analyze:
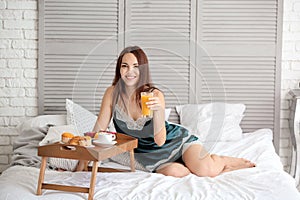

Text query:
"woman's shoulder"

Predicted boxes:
[[102, 86, 115, 100], [105, 85, 115, 94]]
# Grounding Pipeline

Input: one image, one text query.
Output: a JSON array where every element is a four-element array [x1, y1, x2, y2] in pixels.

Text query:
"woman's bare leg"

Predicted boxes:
[[156, 162, 191, 178], [76, 160, 89, 171], [220, 156, 255, 172], [182, 144, 255, 177]]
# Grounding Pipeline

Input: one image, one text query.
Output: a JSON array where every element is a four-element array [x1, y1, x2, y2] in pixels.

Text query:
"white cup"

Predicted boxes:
[[96, 133, 116, 143]]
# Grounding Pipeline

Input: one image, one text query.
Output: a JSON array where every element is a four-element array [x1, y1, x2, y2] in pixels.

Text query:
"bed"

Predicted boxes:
[[0, 101, 299, 200]]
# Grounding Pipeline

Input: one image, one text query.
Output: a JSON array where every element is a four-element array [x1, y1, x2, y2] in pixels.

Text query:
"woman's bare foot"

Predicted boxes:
[[57, 168, 67, 172], [75, 160, 89, 171], [221, 156, 255, 173]]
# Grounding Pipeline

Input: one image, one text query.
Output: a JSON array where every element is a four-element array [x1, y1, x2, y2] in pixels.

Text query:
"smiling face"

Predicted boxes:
[[113, 46, 150, 90], [120, 53, 140, 88], [112, 46, 154, 110]]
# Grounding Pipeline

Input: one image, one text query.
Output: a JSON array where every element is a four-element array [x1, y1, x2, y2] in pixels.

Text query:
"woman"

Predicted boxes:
[[77, 46, 255, 177]]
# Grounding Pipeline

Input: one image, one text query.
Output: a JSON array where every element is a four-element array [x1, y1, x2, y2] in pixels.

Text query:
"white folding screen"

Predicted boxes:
[[38, 0, 282, 151], [196, 0, 282, 150], [38, 0, 122, 114], [124, 0, 196, 123]]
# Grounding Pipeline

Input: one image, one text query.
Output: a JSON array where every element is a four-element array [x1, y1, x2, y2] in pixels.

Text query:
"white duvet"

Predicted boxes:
[[0, 129, 299, 200]]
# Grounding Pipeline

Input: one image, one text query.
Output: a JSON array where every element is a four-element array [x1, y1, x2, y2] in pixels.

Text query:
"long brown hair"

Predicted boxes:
[[112, 46, 156, 110]]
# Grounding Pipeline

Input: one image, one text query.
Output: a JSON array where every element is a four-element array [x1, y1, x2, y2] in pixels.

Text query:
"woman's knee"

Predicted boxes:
[[156, 163, 190, 178]]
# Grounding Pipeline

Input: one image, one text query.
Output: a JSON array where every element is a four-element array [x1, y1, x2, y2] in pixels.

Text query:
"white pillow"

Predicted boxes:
[[66, 99, 97, 134], [17, 115, 67, 133], [48, 157, 78, 172], [39, 125, 80, 146], [165, 108, 171, 121], [176, 103, 245, 142]]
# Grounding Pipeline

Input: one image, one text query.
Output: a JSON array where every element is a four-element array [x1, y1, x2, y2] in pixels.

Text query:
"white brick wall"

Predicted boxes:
[[0, 0, 38, 172], [0, 0, 299, 174], [281, 0, 300, 172]]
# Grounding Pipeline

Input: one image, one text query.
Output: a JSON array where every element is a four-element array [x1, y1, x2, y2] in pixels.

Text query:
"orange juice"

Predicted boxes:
[[141, 92, 153, 117]]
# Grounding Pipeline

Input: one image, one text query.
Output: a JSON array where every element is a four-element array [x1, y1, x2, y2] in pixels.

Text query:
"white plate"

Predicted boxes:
[[93, 140, 117, 147]]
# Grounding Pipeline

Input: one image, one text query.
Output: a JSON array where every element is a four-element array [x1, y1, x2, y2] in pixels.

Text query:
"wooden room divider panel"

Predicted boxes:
[[38, 0, 282, 152]]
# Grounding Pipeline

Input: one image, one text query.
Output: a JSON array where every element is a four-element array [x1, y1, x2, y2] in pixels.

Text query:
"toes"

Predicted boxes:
[[242, 159, 256, 167], [248, 162, 256, 167], [242, 158, 251, 163]]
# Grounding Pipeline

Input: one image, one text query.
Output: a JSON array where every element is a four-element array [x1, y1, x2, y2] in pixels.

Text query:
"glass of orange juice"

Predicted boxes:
[[141, 92, 153, 117]]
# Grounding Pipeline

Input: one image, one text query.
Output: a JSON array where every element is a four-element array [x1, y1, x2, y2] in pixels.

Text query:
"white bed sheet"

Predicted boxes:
[[0, 129, 299, 200]]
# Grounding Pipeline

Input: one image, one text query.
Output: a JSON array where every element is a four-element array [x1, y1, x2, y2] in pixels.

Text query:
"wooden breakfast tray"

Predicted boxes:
[[36, 133, 138, 200]]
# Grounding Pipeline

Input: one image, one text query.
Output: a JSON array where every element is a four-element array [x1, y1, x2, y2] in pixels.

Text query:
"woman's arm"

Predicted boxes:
[[76, 86, 114, 171], [93, 86, 114, 132], [147, 89, 166, 146]]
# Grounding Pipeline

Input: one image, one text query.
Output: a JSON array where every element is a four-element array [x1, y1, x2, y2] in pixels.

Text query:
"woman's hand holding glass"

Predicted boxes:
[[145, 95, 165, 138], [146, 96, 164, 112]]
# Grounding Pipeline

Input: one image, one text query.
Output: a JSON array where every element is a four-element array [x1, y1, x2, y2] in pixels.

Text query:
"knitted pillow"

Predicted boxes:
[[66, 99, 97, 134]]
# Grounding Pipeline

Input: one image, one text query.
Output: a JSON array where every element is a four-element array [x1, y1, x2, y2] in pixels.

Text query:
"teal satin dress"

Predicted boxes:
[[113, 107, 198, 172]]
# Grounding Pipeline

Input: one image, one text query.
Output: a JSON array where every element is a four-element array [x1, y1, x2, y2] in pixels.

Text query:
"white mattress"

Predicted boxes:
[[0, 129, 299, 200]]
